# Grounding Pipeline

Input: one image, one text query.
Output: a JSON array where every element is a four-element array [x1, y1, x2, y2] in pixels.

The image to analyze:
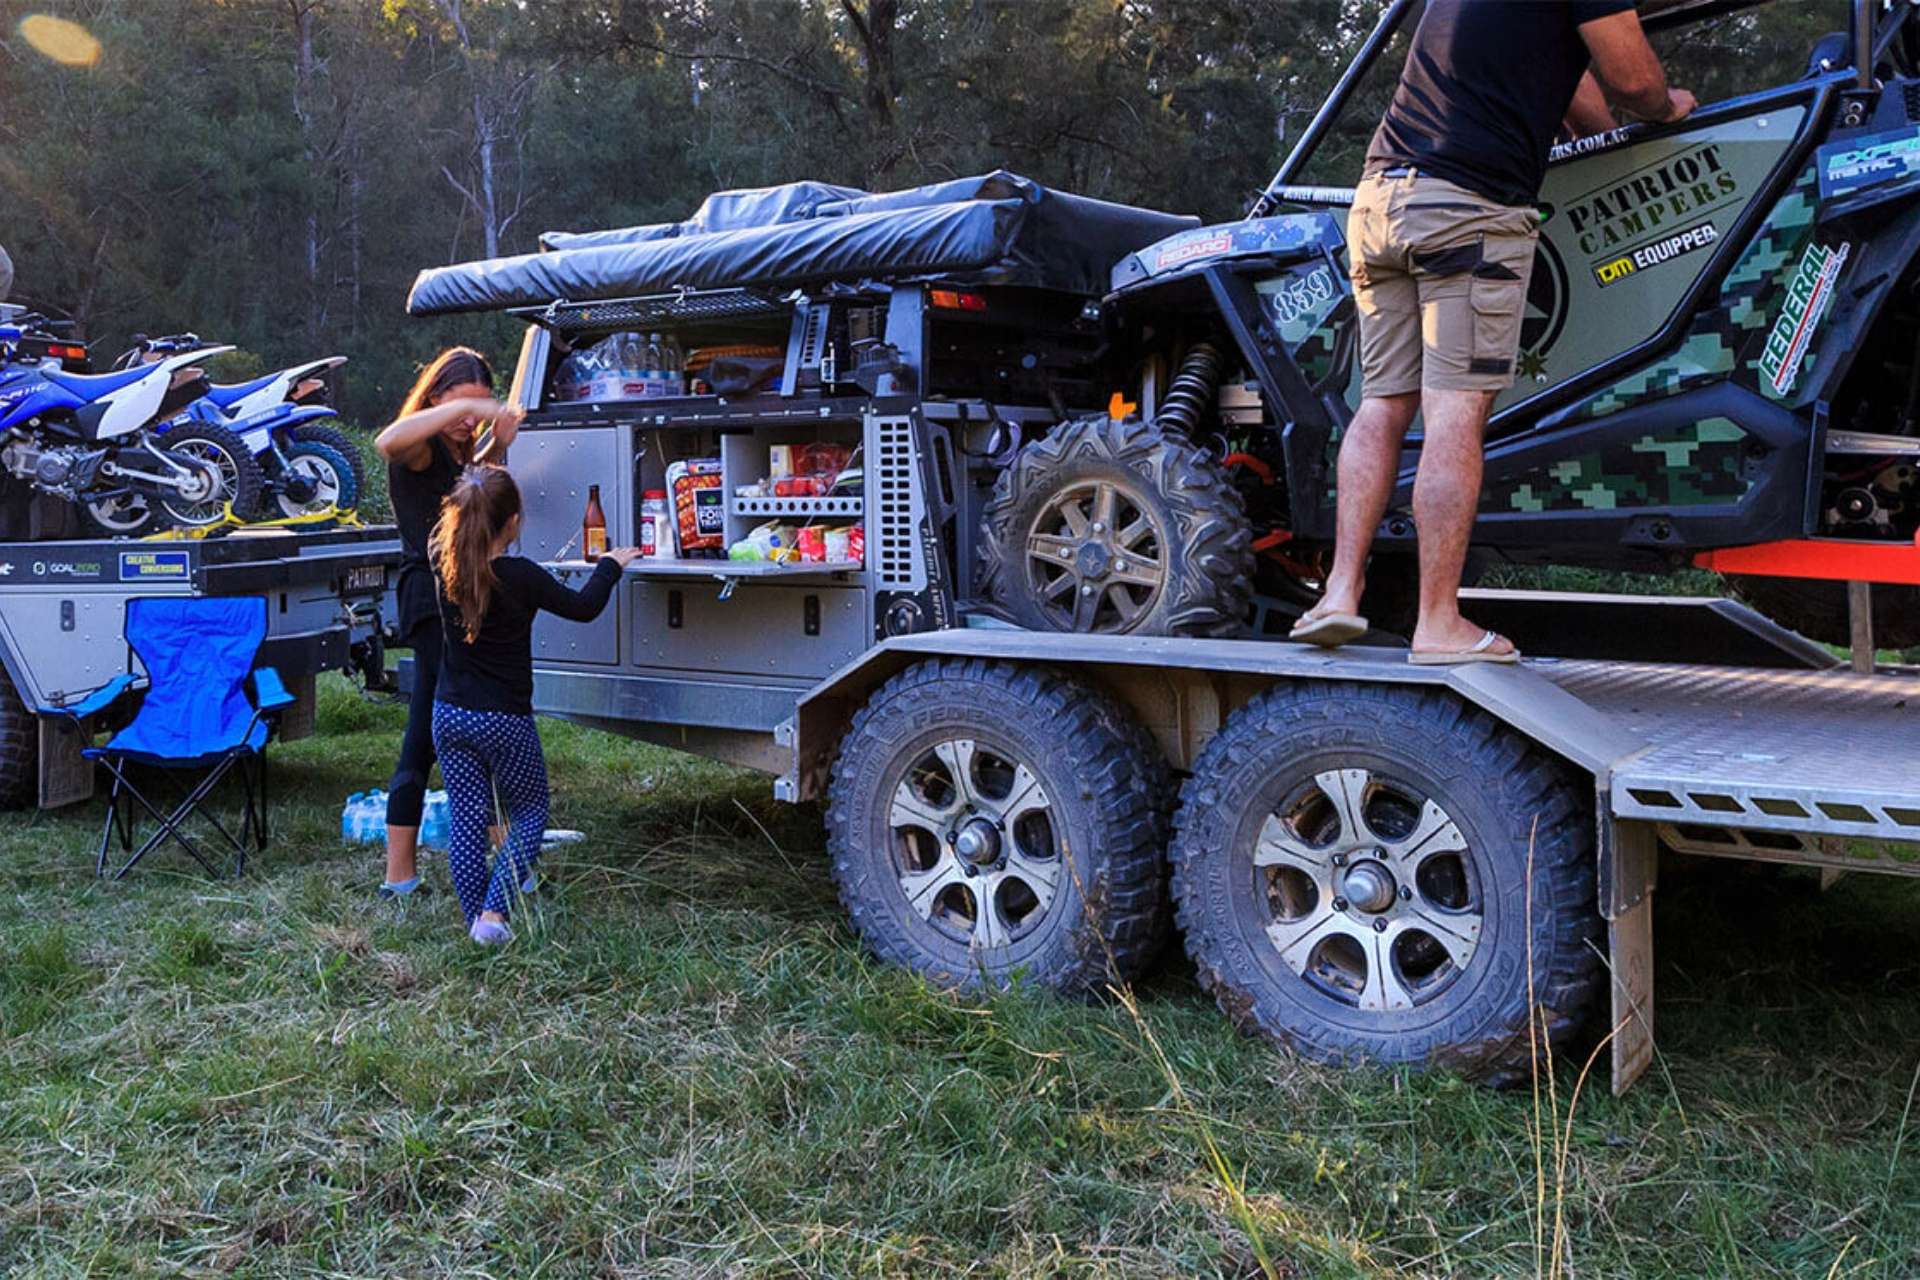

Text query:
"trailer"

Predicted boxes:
[[398, 41, 1920, 1087], [479, 397, 1915, 1095], [0, 527, 398, 811]]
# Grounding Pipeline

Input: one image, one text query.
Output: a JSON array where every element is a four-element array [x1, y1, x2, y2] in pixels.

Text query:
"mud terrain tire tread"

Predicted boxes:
[[288, 422, 368, 499], [0, 663, 36, 810], [827, 658, 1171, 993], [978, 415, 1254, 637]]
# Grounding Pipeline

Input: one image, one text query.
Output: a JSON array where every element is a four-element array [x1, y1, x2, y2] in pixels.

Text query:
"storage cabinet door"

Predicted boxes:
[[630, 582, 867, 680], [519, 426, 625, 666]]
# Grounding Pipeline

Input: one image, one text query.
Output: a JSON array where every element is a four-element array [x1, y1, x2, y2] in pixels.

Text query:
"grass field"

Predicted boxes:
[[3, 676, 1918, 1278]]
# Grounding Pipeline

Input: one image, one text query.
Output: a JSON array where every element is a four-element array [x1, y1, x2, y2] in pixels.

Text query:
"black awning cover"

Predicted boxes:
[[406, 171, 1198, 316]]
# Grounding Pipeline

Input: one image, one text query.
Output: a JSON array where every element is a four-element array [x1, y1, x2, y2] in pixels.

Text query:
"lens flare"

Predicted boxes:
[[19, 14, 102, 67]]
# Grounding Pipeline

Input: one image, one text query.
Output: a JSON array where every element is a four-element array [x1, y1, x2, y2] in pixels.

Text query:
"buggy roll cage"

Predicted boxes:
[[1250, 0, 1900, 218]]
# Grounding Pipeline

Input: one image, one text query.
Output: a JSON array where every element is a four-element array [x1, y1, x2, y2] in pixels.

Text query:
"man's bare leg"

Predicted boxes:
[[1409, 388, 1515, 656], [1297, 391, 1421, 623]]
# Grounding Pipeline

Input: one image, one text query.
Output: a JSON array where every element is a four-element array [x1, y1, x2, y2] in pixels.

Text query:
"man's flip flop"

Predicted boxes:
[[1408, 630, 1520, 665], [1289, 612, 1369, 648]]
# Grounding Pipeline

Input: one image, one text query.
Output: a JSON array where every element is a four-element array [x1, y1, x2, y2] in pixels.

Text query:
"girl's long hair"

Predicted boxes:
[[432, 465, 521, 644], [397, 346, 494, 421]]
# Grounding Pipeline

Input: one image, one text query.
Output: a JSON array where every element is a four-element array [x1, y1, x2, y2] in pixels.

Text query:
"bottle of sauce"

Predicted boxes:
[[583, 484, 607, 560], [640, 489, 670, 559]]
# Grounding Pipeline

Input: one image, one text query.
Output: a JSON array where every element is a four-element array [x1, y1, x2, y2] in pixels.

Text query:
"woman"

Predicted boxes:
[[373, 348, 522, 901], [430, 466, 635, 942]]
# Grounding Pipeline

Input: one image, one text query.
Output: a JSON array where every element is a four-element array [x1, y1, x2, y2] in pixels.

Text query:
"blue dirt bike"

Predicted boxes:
[[0, 318, 253, 534], [102, 337, 363, 533]]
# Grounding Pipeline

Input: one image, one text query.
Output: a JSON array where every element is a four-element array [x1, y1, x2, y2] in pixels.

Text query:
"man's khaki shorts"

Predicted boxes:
[[1347, 171, 1538, 397]]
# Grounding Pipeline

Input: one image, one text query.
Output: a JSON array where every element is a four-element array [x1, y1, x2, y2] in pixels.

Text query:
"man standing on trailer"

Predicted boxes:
[[1290, 0, 1694, 662]]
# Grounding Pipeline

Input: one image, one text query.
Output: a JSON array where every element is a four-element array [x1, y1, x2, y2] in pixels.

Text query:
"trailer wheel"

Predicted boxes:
[[979, 415, 1253, 636], [1170, 683, 1601, 1085], [288, 423, 368, 501], [0, 663, 36, 810], [1728, 575, 1920, 652], [827, 659, 1171, 992]]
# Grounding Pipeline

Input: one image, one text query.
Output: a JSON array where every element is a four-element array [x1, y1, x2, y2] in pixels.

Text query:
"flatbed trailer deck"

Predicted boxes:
[[0, 526, 399, 810]]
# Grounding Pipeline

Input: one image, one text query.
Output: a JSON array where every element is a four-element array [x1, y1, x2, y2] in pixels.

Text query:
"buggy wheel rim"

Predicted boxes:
[[888, 735, 1060, 950], [1253, 768, 1483, 1011], [1024, 479, 1167, 633]]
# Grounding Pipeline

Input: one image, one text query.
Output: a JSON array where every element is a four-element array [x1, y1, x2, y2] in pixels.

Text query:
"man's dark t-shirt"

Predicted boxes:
[[1366, 0, 1635, 208]]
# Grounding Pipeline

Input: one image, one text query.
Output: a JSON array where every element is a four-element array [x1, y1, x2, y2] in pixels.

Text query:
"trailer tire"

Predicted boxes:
[[288, 423, 368, 502], [1170, 682, 1601, 1086], [0, 663, 36, 810], [979, 415, 1253, 636], [827, 659, 1171, 992], [1728, 575, 1920, 652]]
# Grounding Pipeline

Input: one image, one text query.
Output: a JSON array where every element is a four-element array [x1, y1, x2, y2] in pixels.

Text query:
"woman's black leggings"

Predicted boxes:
[[386, 620, 443, 828]]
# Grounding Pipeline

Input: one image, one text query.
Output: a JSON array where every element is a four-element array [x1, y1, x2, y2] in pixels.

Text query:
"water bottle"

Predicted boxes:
[[645, 332, 666, 398], [661, 333, 684, 396], [341, 790, 387, 844], [342, 787, 451, 846]]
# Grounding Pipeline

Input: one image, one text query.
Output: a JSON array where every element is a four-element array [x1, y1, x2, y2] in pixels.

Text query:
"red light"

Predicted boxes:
[[49, 344, 86, 360], [929, 289, 987, 312]]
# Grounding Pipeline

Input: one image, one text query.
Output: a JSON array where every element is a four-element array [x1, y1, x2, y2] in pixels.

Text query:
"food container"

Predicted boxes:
[[824, 527, 851, 563], [769, 444, 794, 478], [639, 489, 669, 559], [796, 526, 826, 562], [665, 459, 724, 556]]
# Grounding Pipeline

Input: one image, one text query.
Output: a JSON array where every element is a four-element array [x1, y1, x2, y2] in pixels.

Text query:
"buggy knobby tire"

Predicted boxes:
[[827, 658, 1171, 992], [288, 422, 368, 500], [274, 440, 359, 518], [1729, 574, 1920, 652], [0, 662, 36, 810], [1170, 682, 1601, 1085], [979, 415, 1254, 636], [157, 421, 266, 526]]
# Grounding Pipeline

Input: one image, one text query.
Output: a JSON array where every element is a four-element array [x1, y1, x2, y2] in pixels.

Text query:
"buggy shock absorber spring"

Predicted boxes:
[[1156, 342, 1225, 436]]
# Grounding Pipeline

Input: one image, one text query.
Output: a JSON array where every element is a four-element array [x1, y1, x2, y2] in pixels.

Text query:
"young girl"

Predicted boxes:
[[373, 348, 521, 902], [429, 465, 638, 943]]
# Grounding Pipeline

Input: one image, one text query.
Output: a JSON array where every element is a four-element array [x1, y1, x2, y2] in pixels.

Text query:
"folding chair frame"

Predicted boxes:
[[93, 745, 271, 880]]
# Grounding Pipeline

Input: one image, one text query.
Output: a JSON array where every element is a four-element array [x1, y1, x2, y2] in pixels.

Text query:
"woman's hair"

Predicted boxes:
[[432, 465, 521, 643], [397, 346, 494, 420]]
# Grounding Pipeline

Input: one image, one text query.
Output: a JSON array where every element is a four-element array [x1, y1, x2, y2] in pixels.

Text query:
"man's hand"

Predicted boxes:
[[1581, 8, 1682, 122], [1660, 87, 1697, 122]]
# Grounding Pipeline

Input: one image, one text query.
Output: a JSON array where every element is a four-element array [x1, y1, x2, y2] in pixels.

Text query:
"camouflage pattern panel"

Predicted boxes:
[[1567, 163, 1834, 422], [1107, 213, 1344, 295], [1480, 416, 1754, 514], [1251, 260, 1347, 387], [1501, 109, 1805, 414]]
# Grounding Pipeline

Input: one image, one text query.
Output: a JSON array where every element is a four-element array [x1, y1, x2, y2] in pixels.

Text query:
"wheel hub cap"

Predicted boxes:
[[954, 818, 1002, 867], [1340, 860, 1397, 914], [1074, 541, 1112, 580]]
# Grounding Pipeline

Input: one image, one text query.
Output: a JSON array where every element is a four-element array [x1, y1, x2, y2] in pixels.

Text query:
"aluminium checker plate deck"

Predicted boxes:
[[1538, 658, 1920, 853]]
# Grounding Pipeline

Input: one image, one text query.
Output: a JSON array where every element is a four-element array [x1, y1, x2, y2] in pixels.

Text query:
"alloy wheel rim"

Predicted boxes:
[[1024, 480, 1167, 633], [888, 736, 1061, 950], [1254, 768, 1483, 1011], [284, 455, 340, 513]]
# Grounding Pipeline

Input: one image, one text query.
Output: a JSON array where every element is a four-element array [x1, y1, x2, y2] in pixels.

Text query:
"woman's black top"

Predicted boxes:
[[389, 434, 460, 639], [436, 555, 620, 714]]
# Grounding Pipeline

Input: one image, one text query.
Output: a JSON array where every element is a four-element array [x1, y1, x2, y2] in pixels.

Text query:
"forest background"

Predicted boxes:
[[0, 0, 1829, 423]]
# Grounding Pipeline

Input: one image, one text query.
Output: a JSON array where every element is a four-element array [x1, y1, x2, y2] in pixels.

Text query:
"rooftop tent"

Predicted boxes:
[[407, 171, 1199, 316]]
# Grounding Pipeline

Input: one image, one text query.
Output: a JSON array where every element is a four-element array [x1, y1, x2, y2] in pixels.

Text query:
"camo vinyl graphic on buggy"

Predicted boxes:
[[1480, 416, 1752, 513], [1569, 163, 1837, 424]]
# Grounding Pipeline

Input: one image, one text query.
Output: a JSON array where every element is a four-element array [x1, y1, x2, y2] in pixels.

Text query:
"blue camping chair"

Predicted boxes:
[[40, 596, 295, 879]]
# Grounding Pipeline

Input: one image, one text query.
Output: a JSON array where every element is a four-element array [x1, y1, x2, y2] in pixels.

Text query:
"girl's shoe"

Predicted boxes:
[[377, 876, 428, 901], [469, 917, 514, 946]]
